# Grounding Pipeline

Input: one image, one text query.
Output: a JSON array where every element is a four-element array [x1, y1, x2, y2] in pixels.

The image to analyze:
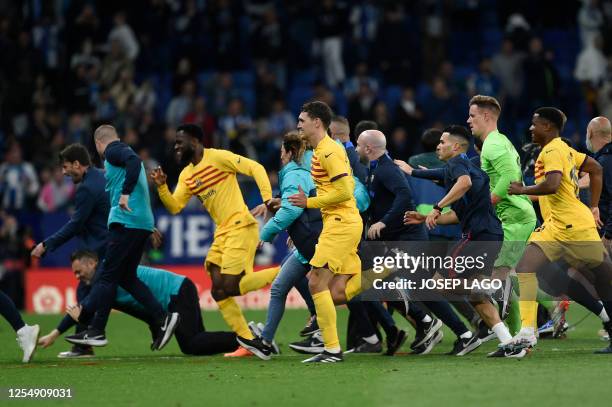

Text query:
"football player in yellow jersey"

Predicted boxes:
[[507, 107, 612, 354], [287, 101, 363, 363], [150, 124, 280, 357]]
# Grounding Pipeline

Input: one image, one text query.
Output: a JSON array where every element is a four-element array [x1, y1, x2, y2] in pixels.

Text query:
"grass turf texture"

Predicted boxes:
[[1, 306, 611, 407]]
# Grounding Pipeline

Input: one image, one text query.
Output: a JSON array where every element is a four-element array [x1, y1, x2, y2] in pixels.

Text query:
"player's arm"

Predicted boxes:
[[379, 166, 413, 229], [306, 175, 353, 208], [260, 182, 306, 242], [152, 168, 192, 215], [579, 156, 603, 208], [410, 167, 446, 181], [104, 142, 142, 209], [217, 150, 273, 203], [437, 175, 471, 208], [486, 150, 519, 204], [39, 186, 96, 254], [509, 173, 561, 196]]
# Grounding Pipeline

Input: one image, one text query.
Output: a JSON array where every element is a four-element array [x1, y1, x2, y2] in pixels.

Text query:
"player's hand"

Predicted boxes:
[[150, 166, 167, 186], [491, 193, 501, 205], [367, 222, 386, 240], [38, 329, 60, 348], [287, 237, 294, 249], [119, 194, 131, 212], [394, 159, 413, 175], [508, 181, 525, 195], [591, 206, 604, 229], [404, 211, 426, 225], [31, 242, 46, 258], [66, 304, 82, 322], [250, 203, 267, 218], [288, 185, 307, 208], [266, 198, 281, 213], [425, 209, 441, 230], [150, 228, 163, 249]]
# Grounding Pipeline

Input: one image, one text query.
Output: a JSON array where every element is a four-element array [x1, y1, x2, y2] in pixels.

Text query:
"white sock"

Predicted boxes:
[[422, 315, 432, 324], [362, 334, 379, 344], [492, 322, 512, 344], [326, 346, 341, 354], [599, 306, 610, 323], [460, 331, 472, 339]]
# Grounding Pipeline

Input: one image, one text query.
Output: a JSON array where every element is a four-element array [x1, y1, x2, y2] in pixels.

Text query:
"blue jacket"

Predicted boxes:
[[104, 141, 154, 231], [261, 160, 315, 242], [367, 153, 427, 240], [595, 142, 612, 237], [44, 167, 110, 259]]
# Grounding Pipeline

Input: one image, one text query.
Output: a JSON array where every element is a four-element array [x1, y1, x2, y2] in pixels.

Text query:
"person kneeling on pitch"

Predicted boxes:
[[38, 250, 238, 357]]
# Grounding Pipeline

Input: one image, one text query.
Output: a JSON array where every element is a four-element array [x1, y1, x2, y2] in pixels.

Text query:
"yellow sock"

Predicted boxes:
[[217, 297, 253, 339], [239, 267, 280, 295], [518, 272, 538, 330], [312, 290, 340, 351], [344, 273, 361, 302]]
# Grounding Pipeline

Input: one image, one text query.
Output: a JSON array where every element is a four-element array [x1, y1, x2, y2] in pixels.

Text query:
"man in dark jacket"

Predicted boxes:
[[586, 116, 612, 249]]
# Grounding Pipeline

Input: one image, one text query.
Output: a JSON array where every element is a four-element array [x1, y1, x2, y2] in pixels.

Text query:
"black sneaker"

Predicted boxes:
[[487, 344, 527, 358], [236, 336, 274, 360], [289, 331, 325, 354], [477, 320, 496, 343], [65, 328, 108, 347], [154, 312, 180, 350], [345, 339, 383, 354], [302, 350, 343, 363], [385, 329, 407, 356], [58, 345, 95, 358], [412, 330, 443, 355], [299, 315, 320, 337], [447, 335, 482, 356], [411, 317, 442, 349]]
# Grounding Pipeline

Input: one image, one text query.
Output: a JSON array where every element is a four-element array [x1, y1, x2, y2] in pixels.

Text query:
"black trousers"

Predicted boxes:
[[82, 224, 164, 332], [169, 279, 237, 355]]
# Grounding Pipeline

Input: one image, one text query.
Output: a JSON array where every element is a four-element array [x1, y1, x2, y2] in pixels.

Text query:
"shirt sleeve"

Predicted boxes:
[[574, 150, 587, 172], [260, 182, 304, 242], [44, 186, 95, 252], [215, 150, 272, 202], [485, 149, 520, 199], [448, 160, 470, 182], [157, 170, 193, 215], [411, 168, 446, 181], [540, 146, 564, 175], [380, 166, 413, 227], [104, 143, 142, 195]]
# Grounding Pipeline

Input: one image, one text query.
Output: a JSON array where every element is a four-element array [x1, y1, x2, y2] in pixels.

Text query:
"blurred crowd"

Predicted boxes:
[[1, 0, 612, 301]]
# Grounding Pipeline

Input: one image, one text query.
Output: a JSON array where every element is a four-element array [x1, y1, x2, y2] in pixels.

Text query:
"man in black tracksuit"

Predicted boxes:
[[587, 117, 612, 246]]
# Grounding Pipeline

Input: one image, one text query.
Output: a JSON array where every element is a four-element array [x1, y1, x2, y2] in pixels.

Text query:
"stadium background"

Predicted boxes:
[[0, 0, 610, 314]]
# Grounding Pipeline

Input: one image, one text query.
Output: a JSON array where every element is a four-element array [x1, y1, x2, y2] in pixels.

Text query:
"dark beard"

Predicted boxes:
[[178, 147, 195, 167]]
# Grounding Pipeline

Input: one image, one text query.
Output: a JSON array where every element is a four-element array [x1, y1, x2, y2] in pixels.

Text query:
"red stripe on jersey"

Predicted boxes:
[[189, 171, 226, 192], [193, 174, 229, 195], [187, 165, 214, 182], [199, 170, 228, 185], [311, 168, 327, 173], [312, 173, 327, 179]]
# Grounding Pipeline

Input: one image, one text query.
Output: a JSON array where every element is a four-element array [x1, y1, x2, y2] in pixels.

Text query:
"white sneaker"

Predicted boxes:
[[16, 324, 40, 363], [512, 327, 538, 349]]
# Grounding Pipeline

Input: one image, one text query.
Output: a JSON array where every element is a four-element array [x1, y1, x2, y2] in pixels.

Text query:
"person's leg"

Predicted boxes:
[[0, 290, 25, 331], [346, 299, 379, 344], [171, 279, 237, 355], [294, 275, 316, 316], [261, 254, 309, 343], [309, 267, 338, 352], [237, 225, 279, 295], [470, 297, 512, 344], [515, 243, 552, 334]]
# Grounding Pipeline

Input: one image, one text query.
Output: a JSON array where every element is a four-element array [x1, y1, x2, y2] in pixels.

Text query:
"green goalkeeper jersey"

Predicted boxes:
[[480, 130, 536, 225]]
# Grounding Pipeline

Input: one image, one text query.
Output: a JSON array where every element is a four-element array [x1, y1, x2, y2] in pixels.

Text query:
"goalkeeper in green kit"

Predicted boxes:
[[467, 95, 537, 335]]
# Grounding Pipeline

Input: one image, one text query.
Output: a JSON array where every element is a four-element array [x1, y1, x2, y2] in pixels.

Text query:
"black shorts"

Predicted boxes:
[[444, 231, 503, 279]]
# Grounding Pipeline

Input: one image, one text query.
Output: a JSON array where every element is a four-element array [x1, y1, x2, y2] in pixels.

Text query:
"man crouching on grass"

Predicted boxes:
[[38, 250, 238, 357], [397, 125, 522, 358]]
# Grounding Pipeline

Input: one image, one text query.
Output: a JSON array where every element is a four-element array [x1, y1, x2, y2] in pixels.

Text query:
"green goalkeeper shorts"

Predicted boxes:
[[494, 220, 537, 268]]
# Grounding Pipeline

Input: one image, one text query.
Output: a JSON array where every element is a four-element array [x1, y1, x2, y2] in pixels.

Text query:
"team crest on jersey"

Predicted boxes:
[[194, 178, 204, 188]]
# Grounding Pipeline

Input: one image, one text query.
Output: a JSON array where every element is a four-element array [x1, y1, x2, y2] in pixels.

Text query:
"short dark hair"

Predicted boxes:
[[301, 101, 333, 130], [59, 144, 91, 166], [444, 125, 472, 144], [177, 123, 204, 141], [70, 249, 98, 263], [421, 128, 443, 152], [534, 107, 566, 132], [354, 120, 378, 138]]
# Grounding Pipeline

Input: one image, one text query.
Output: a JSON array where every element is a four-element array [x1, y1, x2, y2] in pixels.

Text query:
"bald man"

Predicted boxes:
[[65, 125, 179, 350], [586, 117, 612, 248]]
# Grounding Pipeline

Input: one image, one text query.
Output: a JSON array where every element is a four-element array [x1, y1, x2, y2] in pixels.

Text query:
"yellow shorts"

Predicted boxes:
[[528, 223, 605, 268], [205, 223, 259, 275], [310, 215, 362, 275]]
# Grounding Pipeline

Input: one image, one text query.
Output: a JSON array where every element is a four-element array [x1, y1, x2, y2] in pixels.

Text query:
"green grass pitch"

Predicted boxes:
[[1, 306, 611, 407]]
